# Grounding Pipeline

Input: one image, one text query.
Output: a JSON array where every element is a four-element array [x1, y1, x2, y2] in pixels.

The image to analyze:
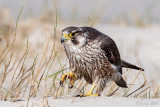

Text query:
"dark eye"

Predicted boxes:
[[70, 33, 76, 37]]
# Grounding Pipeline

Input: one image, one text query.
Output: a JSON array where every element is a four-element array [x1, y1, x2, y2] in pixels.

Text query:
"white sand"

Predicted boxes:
[[0, 97, 159, 107], [1, 24, 160, 106]]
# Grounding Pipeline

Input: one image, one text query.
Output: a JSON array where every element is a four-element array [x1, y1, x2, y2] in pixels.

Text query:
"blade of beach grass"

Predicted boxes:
[[123, 70, 142, 97], [107, 87, 119, 96], [134, 86, 151, 98], [5, 40, 29, 100], [42, 68, 68, 80], [152, 85, 160, 98], [4, 7, 23, 100]]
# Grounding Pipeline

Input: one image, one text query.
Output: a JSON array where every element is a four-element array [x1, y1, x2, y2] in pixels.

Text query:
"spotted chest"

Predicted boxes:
[[64, 41, 116, 84]]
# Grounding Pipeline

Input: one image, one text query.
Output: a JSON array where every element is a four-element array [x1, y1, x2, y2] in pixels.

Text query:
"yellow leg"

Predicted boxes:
[[84, 84, 99, 97], [60, 72, 77, 88], [76, 84, 99, 97]]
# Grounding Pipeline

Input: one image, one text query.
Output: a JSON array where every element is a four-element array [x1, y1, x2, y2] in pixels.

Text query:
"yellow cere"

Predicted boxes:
[[63, 34, 70, 40]]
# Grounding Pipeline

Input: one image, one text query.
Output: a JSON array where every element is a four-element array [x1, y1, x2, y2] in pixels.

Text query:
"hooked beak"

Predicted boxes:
[[61, 34, 70, 43], [61, 36, 65, 43]]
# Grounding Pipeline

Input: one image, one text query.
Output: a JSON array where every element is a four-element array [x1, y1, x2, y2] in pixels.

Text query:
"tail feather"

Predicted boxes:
[[121, 60, 144, 71], [115, 76, 128, 88]]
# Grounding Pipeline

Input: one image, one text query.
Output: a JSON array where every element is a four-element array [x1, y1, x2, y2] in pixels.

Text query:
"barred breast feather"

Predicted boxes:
[[64, 39, 116, 85]]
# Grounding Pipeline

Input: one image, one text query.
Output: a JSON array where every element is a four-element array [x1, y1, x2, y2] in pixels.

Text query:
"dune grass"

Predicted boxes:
[[0, 6, 159, 107]]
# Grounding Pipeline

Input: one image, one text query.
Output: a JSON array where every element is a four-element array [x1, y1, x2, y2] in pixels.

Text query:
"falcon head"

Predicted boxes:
[[61, 26, 98, 48]]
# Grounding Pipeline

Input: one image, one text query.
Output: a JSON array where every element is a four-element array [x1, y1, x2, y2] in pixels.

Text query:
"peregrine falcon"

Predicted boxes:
[[60, 26, 144, 97]]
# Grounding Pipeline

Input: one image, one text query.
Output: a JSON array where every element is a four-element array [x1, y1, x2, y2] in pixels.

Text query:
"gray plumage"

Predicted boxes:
[[61, 26, 144, 95]]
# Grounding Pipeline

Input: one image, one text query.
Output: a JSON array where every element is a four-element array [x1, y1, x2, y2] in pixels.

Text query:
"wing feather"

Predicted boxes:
[[99, 36, 122, 73]]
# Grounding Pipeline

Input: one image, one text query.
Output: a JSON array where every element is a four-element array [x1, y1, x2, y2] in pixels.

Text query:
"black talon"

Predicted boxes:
[[75, 94, 80, 97], [75, 94, 83, 97], [60, 80, 64, 87], [80, 95, 83, 98], [64, 75, 67, 80], [69, 85, 73, 89], [60, 75, 68, 87]]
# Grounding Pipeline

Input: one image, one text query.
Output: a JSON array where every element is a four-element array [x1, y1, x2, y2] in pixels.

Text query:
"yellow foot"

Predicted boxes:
[[76, 84, 99, 97], [85, 91, 99, 97], [86, 94, 99, 97], [60, 72, 77, 88], [76, 93, 99, 97]]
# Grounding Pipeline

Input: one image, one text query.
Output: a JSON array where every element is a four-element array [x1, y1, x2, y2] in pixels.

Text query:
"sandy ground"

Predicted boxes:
[[1, 0, 160, 106], [1, 23, 160, 106], [0, 97, 159, 107]]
